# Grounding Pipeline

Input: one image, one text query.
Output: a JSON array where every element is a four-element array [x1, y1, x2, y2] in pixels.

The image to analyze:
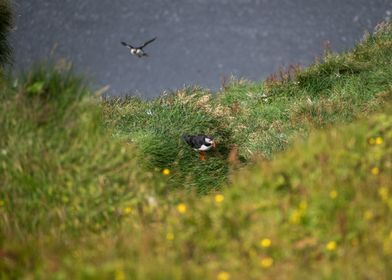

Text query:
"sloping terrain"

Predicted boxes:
[[0, 20, 391, 279], [104, 22, 392, 192]]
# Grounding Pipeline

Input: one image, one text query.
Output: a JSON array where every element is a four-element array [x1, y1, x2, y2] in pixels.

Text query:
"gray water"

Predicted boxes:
[[10, 0, 392, 98]]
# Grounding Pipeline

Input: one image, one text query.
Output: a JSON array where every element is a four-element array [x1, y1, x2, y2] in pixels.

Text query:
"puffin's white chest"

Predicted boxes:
[[197, 144, 212, 151], [131, 49, 143, 57]]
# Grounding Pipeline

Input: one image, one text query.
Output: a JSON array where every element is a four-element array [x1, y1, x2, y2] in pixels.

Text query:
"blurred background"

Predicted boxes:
[[10, 0, 392, 98]]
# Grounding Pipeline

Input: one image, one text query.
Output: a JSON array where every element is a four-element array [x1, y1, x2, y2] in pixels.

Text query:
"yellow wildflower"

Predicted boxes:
[[289, 210, 302, 224], [378, 187, 389, 202], [260, 257, 274, 268], [383, 230, 392, 255], [115, 268, 125, 280], [363, 210, 374, 221], [329, 190, 338, 199], [326, 241, 337, 251], [214, 194, 224, 203], [260, 238, 272, 248], [371, 167, 380, 175], [217, 271, 230, 280], [375, 137, 383, 145], [177, 203, 187, 214], [299, 201, 308, 210], [162, 168, 170, 176], [123, 206, 132, 214], [166, 232, 174, 241]]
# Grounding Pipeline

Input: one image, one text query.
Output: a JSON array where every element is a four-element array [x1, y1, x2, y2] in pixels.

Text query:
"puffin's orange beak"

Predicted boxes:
[[212, 141, 216, 149]]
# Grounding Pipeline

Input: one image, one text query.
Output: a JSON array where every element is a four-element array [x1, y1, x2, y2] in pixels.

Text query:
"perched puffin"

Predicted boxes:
[[121, 37, 157, 58], [183, 134, 216, 161]]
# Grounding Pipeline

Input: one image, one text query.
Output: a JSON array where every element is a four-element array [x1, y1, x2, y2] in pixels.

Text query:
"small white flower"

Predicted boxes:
[[147, 196, 158, 207]]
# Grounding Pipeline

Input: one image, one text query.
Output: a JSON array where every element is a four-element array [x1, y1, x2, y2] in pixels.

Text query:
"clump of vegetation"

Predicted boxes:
[[104, 21, 392, 192], [0, 0, 12, 66], [2, 78, 391, 278], [103, 89, 235, 192], [0, 16, 391, 280], [0, 64, 163, 278]]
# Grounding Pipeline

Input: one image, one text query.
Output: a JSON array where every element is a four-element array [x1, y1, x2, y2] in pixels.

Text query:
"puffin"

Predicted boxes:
[[182, 134, 216, 161], [121, 37, 157, 58]]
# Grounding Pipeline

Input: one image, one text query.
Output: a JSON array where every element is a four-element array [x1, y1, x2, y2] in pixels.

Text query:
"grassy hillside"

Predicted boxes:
[[104, 21, 392, 192], [0, 21, 391, 279]]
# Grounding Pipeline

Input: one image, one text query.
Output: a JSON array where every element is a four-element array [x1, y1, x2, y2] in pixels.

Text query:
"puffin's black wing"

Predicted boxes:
[[121, 42, 134, 48], [182, 135, 207, 149], [140, 37, 157, 49]]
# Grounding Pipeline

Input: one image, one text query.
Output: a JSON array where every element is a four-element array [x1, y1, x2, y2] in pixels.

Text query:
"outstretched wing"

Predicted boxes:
[[140, 37, 156, 49], [121, 41, 134, 48]]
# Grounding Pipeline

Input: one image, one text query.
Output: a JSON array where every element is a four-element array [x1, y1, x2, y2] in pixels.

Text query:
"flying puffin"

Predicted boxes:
[[121, 37, 157, 58], [183, 135, 216, 161]]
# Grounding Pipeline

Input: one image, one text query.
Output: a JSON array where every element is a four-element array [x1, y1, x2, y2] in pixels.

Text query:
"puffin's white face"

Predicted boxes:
[[205, 137, 216, 148]]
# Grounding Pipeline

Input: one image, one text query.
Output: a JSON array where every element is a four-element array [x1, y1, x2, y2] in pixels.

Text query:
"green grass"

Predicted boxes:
[[0, 21, 392, 279], [104, 21, 392, 192], [0, 64, 164, 278]]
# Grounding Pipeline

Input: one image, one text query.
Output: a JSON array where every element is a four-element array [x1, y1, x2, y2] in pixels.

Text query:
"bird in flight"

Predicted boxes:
[[121, 37, 157, 58], [183, 134, 216, 161]]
